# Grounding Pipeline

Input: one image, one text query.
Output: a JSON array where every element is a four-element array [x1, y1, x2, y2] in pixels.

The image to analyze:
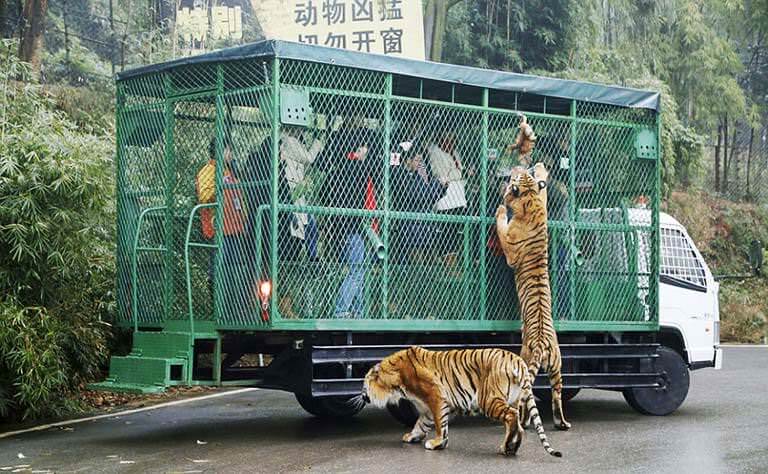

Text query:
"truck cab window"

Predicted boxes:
[[661, 228, 707, 289]]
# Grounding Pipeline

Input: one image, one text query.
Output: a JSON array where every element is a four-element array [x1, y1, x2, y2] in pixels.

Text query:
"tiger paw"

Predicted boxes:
[[424, 437, 447, 450], [402, 432, 425, 444], [498, 445, 518, 457], [496, 205, 507, 219], [555, 420, 571, 431]]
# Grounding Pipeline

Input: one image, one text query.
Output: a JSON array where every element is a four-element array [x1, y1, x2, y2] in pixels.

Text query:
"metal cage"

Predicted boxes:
[[115, 40, 661, 335]]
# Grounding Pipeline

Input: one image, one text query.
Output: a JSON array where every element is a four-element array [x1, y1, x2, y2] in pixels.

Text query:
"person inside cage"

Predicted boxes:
[[393, 148, 446, 263], [486, 162, 520, 317], [196, 137, 247, 315], [278, 124, 325, 262], [241, 125, 324, 319], [390, 118, 446, 264], [535, 131, 572, 320], [318, 125, 380, 319], [427, 129, 468, 267]]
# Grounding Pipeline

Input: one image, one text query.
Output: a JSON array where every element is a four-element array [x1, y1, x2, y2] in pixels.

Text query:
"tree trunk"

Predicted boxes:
[[746, 127, 754, 198], [109, 0, 114, 74], [715, 121, 722, 192], [423, 0, 436, 59], [423, 0, 461, 62], [0, 0, 6, 38], [723, 113, 729, 193], [506, 0, 510, 42], [687, 83, 694, 124], [63, 0, 69, 71], [732, 127, 739, 186], [18, 0, 47, 75]]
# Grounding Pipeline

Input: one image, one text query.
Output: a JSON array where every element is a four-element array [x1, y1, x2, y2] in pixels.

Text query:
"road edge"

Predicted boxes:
[[0, 387, 259, 440]]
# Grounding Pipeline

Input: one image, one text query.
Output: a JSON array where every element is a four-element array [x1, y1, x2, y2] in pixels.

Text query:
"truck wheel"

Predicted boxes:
[[533, 388, 580, 404], [295, 394, 364, 419], [623, 346, 690, 416], [386, 399, 419, 427]]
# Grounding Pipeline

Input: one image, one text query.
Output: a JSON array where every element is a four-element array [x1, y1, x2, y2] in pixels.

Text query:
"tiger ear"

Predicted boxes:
[[532, 162, 549, 182]]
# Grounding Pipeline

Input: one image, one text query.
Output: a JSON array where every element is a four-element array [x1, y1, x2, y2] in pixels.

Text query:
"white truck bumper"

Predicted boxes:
[[714, 346, 723, 370]]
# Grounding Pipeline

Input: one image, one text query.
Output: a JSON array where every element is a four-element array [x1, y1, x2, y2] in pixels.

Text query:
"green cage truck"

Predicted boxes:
[[92, 40, 722, 421]]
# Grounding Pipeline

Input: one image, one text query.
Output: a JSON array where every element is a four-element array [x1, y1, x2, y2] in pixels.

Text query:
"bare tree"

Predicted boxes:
[[715, 122, 722, 192], [723, 113, 729, 192], [0, 0, 6, 37], [746, 127, 754, 198], [18, 0, 47, 74]]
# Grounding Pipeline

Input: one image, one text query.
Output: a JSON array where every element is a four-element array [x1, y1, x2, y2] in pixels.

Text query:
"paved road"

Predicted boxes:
[[1, 347, 767, 474]]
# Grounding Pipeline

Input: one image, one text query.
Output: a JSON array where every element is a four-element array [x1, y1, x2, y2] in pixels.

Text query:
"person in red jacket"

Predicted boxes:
[[196, 138, 247, 315], [317, 126, 379, 318]]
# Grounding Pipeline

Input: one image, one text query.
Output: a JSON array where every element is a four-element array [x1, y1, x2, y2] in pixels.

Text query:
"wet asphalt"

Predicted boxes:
[[1, 346, 767, 474]]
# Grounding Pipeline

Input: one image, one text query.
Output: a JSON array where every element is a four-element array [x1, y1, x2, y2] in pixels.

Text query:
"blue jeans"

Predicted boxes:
[[335, 233, 366, 318], [305, 215, 319, 260]]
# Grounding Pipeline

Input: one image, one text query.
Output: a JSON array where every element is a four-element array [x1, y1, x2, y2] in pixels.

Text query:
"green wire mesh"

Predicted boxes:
[[115, 55, 659, 332]]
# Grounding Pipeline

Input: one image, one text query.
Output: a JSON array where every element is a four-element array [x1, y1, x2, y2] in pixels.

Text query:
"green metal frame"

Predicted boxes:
[[131, 205, 167, 333], [116, 46, 661, 335]]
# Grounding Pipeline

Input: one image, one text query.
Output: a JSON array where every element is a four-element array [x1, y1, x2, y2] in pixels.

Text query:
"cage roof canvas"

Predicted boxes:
[[117, 40, 660, 111]]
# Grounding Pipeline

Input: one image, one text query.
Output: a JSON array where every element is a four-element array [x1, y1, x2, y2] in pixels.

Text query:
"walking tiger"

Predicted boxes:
[[361, 346, 562, 457]]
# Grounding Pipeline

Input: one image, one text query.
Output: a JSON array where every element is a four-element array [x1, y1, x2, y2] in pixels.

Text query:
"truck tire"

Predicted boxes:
[[386, 399, 419, 427], [295, 394, 364, 419], [623, 346, 690, 416], [533, 388, 580, 404]]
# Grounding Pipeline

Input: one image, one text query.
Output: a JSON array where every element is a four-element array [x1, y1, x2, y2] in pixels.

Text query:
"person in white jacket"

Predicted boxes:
[[427, 131, 467, 257], [280, 125, 325, 261]]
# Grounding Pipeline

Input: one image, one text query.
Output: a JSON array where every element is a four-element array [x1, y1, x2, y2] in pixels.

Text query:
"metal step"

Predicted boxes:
[[103, 355, 188, 387], [130, 331, 194, 359], [312, 373, 663, 398], [311, 343, 660, 365]]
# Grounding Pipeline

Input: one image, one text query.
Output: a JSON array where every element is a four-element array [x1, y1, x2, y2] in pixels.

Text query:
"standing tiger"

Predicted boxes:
[[361, 346, 562, 457], [495, 161, 571, 431]]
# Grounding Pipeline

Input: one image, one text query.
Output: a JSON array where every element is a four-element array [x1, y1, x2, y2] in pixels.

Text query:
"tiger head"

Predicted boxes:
[[361, 349, 413, 408], [504, 162, 548, 215], [501, 163, 549, 266]]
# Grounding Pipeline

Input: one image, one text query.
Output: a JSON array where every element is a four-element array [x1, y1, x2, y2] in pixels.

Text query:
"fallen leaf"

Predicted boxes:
[[124, 421, 132, 425], [106, 455, 119, 459], [195, 440, 207, 445], [119, 460, 135, 465], [15, 455, 24, 460], [191, 460, 210, 464], [60, 427, 74, 432]]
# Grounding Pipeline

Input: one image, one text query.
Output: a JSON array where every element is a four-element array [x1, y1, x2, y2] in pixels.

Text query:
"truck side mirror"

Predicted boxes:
[[749, 240, 763, 276]]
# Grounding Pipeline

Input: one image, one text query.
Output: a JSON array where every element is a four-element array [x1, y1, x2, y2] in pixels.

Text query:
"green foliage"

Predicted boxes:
[[441, 1, 765, 206], [443, 0, 574, 71], [667, 190, 768, 343], [0, 40, 114, 420], [719, 280, 767, 344], [0, 299, 90, 419]]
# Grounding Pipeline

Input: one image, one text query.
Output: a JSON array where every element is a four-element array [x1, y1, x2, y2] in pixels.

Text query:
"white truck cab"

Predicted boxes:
[[657, 212, 722, 370]]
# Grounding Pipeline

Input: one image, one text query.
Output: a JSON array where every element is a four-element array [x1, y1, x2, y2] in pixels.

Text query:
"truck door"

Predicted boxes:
[[659, 225, 717, 362]]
